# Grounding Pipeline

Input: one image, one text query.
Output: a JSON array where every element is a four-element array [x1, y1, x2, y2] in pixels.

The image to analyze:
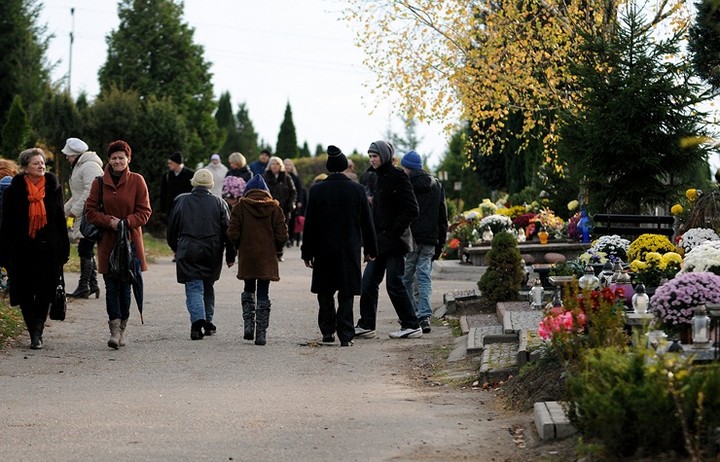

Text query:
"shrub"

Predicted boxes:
[[477, 231, 524, 306]]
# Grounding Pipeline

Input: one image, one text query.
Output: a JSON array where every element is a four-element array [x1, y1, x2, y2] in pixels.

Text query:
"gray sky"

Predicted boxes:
[[39, 0, 449, 167]]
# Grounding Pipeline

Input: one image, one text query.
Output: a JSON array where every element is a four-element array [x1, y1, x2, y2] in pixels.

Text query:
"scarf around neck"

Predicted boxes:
[[25, 175, 47, 238]]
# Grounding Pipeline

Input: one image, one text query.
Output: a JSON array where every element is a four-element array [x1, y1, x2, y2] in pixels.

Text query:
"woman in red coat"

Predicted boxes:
[[85, 140, 151, 349]]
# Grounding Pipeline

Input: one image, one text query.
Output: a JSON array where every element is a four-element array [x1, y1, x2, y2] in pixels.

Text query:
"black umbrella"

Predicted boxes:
[[131, 249, 144, 324]]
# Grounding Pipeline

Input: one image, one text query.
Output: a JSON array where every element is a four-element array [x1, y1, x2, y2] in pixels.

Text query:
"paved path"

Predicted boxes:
[[0, 247, 526, 461]]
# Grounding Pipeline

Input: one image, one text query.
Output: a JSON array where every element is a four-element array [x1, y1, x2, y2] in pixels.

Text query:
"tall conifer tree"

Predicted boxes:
[[276, 102, 299, 158]]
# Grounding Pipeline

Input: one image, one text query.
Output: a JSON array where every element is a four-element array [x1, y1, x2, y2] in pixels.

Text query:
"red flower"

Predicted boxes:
[[448, 238, 460, 250]]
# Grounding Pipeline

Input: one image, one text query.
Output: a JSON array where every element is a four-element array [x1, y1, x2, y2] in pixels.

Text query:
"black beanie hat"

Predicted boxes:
[[169, 151, 183, 164], [326, 145, 348, 173]]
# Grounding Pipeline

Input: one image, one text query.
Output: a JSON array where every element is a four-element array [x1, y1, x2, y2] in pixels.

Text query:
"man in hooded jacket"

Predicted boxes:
[[355, 140, 422, 339]]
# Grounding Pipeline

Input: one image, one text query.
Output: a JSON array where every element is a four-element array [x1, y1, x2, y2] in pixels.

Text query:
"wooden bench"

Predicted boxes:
[[593, 214, 674, 238]]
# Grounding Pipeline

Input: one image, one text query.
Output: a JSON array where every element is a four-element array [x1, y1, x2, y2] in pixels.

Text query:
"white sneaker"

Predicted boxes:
[[388, 327, 422, 339], [354, 326, 376, 339]]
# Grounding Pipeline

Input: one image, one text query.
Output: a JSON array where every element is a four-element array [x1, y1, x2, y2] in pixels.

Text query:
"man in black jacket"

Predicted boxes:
[[400, 150, 448, 333], [355, 140, 422, 339], [160, 151, 194, 221], [167, 169, 235, 340]]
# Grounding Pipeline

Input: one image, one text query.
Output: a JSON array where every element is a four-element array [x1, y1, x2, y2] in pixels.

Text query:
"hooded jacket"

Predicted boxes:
[[227, 189, 288, 281], [64, 150, 104, 239], [406, 169, 448, 255]]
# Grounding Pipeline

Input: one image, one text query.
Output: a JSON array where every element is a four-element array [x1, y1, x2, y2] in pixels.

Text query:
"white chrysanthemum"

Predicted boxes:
[[680, 240, 720, 274], [478, 214, 513, 234], [678, 228, 720, 253]]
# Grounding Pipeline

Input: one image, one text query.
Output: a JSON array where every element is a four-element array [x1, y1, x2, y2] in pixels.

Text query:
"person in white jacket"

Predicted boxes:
[[204, 153, 228, 197], [63, 137, 104, 298]]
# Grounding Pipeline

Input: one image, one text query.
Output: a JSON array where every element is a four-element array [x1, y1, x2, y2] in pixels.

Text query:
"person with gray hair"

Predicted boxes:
[[167, 169, 235, 340], [0, 148, 70, 349], [355, 140, 422, 339]]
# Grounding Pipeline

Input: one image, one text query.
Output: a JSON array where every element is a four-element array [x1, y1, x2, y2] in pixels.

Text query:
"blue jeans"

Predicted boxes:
[[358, 254, 419, 330], [402, 244, 435, 321], [184, 279, 216, 323], [104, 275, 131, 321]]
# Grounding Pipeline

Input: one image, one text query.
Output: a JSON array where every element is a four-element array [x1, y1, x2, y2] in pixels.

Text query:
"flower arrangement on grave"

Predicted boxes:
[[495, 204, 528, 220], [627, 233, 676, 262], [679, 240, 720, 275], [578, 249, 610, 265], [677, 227, 720, 254], [670, 188, 700, 228], [650, 272, 720, 332], [478, 214, 514, 235], [478, 198, 498, 217], [514, 212, 537, 237], [590, 235, 630, 262], [629, 251, 682, 287], [535, 208, 565, 238], [538, 280, 627, 363], [566, 212, 581, 241]]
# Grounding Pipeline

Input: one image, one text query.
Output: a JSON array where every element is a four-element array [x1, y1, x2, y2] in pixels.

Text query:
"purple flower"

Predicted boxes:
[[650, 272, 720, 326]]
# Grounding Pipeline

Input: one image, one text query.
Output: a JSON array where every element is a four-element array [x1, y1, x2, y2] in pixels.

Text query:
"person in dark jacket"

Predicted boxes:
[[399, 151, 448, 333], [355, 140, 422, 340], [301, 146, 377, 346], [263, 156, 297, 261], [167, 169, 235, 340], [0, 148, 70, 349], [159, 151, 194, 220], [226, 152, 253, 182]]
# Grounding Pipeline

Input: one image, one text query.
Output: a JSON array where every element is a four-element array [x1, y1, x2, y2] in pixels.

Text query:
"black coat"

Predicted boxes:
[[263, 171, 297, 217], [407, 169, 448, 253], [167, 187, 234, 283], [160, 166, 194, 213], [301, 173, 377, 294], [226, 166, 253, 183], [0, 173, 70, 306], [367, 162, 418, 255]]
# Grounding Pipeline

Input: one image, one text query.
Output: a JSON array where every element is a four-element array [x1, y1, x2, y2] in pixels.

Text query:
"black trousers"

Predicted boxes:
[[317, 292, 354, 342]]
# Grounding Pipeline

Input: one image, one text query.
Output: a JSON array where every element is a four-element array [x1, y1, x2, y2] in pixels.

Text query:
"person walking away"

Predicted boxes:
[[85, 140, 151, 349], [0, 148, 70, 349], [226, 152, 253, 182], [262, 156, 296, 261], [62, 137, 104, 298], [167, 169, 235, 340], [248, 149, 270, 176], [399, 150, 448, 333], [159, 151, 194, 222], [343, 158, 359, 182], [355, 140, 422, 339], [227, 175, 288, 345], [283, 158, 306, 247], [301, 146, 377, 346], [205, 153, 228, 197]]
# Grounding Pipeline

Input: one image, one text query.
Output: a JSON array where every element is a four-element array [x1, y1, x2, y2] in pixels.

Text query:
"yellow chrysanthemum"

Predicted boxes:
[[645, 252, 662, 264], [661, 252, 683, 266], [567, 200, 579, 211], [670, 204, 684, 215], [630, 260, 647, 273], [686, 188, 698, 201]]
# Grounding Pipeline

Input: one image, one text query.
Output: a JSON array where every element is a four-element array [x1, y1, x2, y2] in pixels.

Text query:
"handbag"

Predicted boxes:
[[294, 215, 305, 233], [49, 274, 67, 321], [79, 176, 104, 241], [108, 219, 135, 283]]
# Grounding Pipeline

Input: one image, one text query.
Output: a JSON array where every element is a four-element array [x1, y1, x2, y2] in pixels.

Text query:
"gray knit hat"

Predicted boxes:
[[368, 140, 394, 165]]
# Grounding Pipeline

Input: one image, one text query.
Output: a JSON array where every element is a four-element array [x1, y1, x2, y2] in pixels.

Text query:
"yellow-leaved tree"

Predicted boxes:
[[343, 0, 690, 164]]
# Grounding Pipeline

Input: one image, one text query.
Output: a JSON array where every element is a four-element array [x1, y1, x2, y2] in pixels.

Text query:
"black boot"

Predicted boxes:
[[191, 320, 206, 340], [69, 257, 92, 298], [241, 292, 256, 340], [88, 257, 100, 298], [255, 300, 271, 346]]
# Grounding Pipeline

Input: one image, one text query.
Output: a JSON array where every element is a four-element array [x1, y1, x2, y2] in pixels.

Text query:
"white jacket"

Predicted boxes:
[[64, 151, 104, 239], [204, 162, 228, 197]]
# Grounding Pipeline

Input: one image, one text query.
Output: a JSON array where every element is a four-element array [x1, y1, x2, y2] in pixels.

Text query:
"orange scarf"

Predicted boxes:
[[25, 175, 47, 238]]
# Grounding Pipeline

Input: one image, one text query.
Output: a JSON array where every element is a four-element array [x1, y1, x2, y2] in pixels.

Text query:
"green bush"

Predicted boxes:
[[0, 295, 24, 350], [477, 231, 524, 305], [567, 346, 720, 459]]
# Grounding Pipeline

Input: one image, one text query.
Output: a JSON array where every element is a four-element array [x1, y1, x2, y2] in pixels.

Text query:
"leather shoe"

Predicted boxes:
[[322, 334, 335, 343]]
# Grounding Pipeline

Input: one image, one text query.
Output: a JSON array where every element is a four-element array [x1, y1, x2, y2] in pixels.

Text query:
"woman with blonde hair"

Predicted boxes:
[[0, 149, 70, 349], [262, 156, 296, 261], [226, 152, 253, 182]]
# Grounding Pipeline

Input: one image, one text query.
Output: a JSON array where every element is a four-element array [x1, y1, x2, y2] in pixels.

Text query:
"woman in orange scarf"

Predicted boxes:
[[0, 148, 70, 349]]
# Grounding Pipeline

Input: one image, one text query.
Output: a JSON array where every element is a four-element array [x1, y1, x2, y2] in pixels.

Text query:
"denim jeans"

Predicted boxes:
[[184, 279, 216, 323], [358, 254, 419, 330], [402, 244, 435, 321], [104, 275, 131, 321]]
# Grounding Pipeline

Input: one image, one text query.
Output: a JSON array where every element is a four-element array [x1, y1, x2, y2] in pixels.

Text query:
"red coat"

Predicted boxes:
[[85, 165, 152, 273]]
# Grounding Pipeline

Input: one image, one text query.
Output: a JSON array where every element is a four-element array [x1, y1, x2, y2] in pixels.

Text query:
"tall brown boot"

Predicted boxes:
[[119, 319, 128, 347], [108, 319, 121, 349]]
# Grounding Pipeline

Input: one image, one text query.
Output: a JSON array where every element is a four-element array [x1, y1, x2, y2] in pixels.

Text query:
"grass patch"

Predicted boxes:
[[0, 295, 24, 350], [65, 233, 173, 272]]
